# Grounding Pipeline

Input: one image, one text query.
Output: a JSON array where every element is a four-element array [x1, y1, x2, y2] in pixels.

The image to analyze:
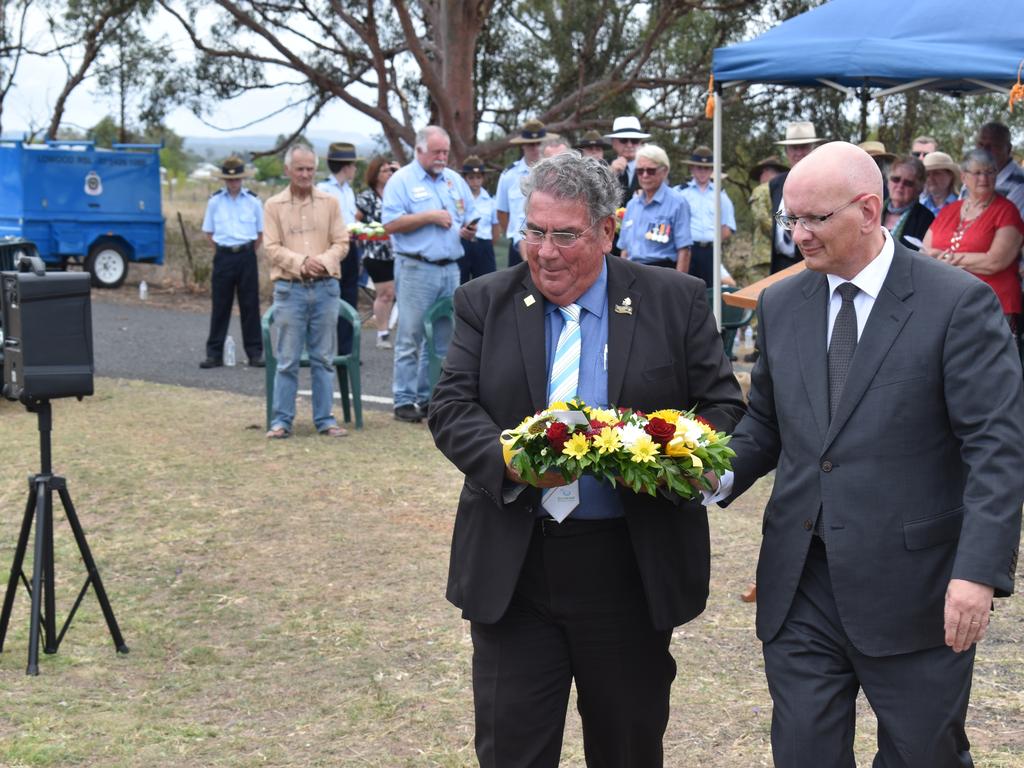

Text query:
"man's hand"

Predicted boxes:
[[686, 470, 720, 494], [300, 255, 328, 278], [944, 578, 994, 653], [459, 221, 478, 241], [609, 156, 628, 175], [432, 210, 453, 228], [505, 463, 571, 489]]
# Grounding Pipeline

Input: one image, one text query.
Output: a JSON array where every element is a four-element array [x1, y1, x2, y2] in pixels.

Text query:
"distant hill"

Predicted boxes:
[[183, 130, 379, 160]]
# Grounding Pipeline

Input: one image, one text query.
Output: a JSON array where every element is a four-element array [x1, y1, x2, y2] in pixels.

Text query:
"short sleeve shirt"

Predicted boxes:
[[620, 183, 693, 264], [381, 161, 475, 261], [677, 180, 736, 242], [202, 188, 264, 247]]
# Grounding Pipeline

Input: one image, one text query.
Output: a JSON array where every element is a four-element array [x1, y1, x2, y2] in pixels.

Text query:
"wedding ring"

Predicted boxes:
[[969, 618, 980, 624]]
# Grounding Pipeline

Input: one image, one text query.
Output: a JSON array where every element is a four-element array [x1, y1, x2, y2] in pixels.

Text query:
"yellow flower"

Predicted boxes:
[[666, 437, 703, 469], [588, 407, 620, 425], [592, 427, 622, 455], [628, 435, 660, 464], [648, 409, 681, 425], [562, 432, 591, 459], [548, 401, 571, 412]]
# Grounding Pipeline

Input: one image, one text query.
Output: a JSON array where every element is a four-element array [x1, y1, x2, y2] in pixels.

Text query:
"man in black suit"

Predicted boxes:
[[718, 141, 1024, 767], [429, 153, 744, 767], [768, 121, 824, 274]]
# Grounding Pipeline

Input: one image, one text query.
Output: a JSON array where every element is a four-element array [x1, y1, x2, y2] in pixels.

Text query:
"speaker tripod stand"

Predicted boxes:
[[0, 399, 128, 675]]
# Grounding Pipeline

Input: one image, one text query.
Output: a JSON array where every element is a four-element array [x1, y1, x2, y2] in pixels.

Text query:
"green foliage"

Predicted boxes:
[[254, 155, 283, 181]]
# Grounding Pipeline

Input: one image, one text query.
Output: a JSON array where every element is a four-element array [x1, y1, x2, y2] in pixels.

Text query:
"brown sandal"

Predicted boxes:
[[266, 427, 290, 439], [319, 426, 349, 438]]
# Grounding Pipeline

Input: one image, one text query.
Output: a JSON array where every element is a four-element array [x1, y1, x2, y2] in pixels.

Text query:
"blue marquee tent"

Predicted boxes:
[[701, 0, 1023, 320]]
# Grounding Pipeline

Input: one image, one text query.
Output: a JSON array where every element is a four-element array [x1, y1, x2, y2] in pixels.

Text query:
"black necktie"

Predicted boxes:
[[828, 282, 859, 420]]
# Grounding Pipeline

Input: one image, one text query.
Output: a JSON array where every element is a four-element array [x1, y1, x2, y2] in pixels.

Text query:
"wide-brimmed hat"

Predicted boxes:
[[683, 146, 714, 168], [575, 130, 611, 150], [215, 155, 254, 179], [858, 140, 897, 163], [327, 142, 359, 162], [461, 155, 487, 174], [775, 121, 824, 146], [748, 155, 789, 181], [509, 119, 558, 145], [922, 151, 961, 183], [604, 116, 650, 141]]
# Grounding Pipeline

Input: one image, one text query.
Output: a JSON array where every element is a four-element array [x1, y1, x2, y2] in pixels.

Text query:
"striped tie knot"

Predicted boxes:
[[559, 303, 581, 325]]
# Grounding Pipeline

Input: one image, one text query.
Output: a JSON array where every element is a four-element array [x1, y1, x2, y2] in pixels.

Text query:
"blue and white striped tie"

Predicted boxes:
[[543, 304, 582, 520]]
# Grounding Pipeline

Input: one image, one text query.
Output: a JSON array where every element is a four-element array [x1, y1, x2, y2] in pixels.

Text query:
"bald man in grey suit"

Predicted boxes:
[[718, 141, 1024, 767]]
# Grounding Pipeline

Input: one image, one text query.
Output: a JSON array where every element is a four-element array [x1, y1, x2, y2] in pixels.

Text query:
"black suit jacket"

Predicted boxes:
[[769, 171, 803, 273], [429, 256, 745, 630], [725, 243, 1024, 656]]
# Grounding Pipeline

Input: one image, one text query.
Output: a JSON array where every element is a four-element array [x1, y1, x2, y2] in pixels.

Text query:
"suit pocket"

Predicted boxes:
[[643, 363, 676, 382], [868, 365, 926, 391], [903, 506, 964, 550]]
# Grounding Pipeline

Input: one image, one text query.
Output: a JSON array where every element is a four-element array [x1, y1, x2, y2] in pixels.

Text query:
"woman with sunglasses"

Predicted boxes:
[[922, 148, 1024, 334], [881, 155, 933, 250]]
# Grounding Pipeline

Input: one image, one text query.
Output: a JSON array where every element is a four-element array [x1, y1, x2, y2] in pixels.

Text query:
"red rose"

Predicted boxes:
[[695, 415, 715, 431], [644, 417, 675, 446], [546, 422, 570, 452]]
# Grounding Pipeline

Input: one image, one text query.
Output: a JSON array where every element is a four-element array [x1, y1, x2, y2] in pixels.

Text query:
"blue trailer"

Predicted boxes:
[[0, 139, 163, 288]]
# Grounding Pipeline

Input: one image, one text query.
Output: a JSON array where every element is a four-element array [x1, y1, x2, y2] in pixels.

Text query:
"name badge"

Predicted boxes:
[[411, 186, 430, 201]]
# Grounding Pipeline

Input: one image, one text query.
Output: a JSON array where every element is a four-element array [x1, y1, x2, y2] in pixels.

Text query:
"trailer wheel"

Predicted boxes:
[[85, 243, 129, 289]]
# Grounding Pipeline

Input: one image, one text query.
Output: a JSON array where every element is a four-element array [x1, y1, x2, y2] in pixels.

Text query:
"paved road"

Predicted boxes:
[[92, 296, 396, 410]]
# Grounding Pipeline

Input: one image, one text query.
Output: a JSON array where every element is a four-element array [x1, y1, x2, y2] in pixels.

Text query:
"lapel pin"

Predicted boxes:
[[614, 297, 633, 315], [523, 294, 536, 307], [623, 297, 632, 306]]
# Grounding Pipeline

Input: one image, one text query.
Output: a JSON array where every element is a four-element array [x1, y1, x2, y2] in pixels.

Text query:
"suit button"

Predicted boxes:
[[803, 519, 813, 531], [821, 460, 833, 472]]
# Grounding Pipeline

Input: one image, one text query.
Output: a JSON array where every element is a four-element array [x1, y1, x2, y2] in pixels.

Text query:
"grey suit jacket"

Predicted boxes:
[[429, 256, 745, 630], [725, 243, 1024, 656]]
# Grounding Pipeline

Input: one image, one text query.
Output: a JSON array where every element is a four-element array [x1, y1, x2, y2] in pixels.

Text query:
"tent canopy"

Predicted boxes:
[[712, 0, 1023, 96]]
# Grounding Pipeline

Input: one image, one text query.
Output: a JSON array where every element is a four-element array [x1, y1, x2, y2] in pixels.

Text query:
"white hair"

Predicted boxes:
[[284, 143, 316, 168]]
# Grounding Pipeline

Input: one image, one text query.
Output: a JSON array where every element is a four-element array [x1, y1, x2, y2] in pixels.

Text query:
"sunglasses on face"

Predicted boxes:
[[635, 167, 663, 176], [888, 175, 917, 188], [617, 138, 643, 145], [910, 151, 929, 158]]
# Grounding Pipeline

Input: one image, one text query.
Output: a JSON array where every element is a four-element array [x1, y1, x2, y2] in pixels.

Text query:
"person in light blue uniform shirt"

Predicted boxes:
[[676, 145, 736, 286], [382, 125, 477, 423], [459, 155, 499, 283], [619, 144, 692, 270], [495, 119, 553, 268], [200, 155, 265, 369], [317, 141, 362, 356]]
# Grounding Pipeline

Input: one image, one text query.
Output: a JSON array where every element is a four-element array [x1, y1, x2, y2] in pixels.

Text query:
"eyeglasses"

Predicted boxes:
[[616, 138, 643, 145], [774, 194, 868, 232], [910, 151, 929, 158], [520, 225, 593, 248], [635, 166, 663, 176], [887, 175, 918, 188], [963, 169, 997, 178]]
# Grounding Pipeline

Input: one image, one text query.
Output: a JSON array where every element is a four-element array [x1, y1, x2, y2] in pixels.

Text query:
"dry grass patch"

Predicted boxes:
[[0, 380, 1020, 766]]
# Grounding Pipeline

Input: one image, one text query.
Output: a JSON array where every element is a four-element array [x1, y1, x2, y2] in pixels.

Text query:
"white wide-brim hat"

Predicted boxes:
[[775, 121, 824, 146], [603, 116, 650, 140]]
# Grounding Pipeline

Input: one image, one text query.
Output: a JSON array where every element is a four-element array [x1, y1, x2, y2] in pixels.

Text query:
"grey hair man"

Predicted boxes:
[[975, 121, 1024, 217], [429, 152, 745, 767]]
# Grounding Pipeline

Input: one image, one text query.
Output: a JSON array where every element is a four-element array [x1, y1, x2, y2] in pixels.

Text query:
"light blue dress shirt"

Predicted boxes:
[[543, 262, 624, 520], [495, 158, 530, 242], [381, 161, 475, 261], [202, 188, 263, 247], [620, 183, 693, 264], [471, 188, 498, 241], [677, 179, 736, 243], [317, 175, 357, 226]]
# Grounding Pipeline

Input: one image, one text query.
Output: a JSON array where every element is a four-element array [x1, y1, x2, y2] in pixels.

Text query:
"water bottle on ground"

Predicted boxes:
[[139, 280, 148, 301], [225, 336, 236, 367]]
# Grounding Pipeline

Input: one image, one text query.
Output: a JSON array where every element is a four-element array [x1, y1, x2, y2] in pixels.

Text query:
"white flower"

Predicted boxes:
[[676, 418, 703, 445], [618, 422, 647, 449]]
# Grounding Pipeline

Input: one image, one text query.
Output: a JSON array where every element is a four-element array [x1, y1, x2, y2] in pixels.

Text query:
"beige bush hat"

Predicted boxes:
[[858, 140, 897, 162], [775, 121, 824, 146], [922, 151, 961, 183]]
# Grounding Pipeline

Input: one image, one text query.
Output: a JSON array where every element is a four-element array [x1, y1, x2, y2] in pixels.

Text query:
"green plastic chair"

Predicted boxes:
[[424, 296, 455, 395], [261, 298, 363, 430], [708, 286, 754, 356]]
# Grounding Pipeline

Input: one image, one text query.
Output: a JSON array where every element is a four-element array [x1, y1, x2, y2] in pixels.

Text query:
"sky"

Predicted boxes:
[[4, 5, 382, 141]]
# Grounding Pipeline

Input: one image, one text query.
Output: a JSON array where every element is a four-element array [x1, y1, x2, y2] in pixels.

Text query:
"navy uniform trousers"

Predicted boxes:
[[206, 242, 262, 361]]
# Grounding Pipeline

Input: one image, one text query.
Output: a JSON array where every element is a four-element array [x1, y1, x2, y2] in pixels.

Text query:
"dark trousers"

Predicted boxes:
[[470, 518, 675, 768], [206, 243, 262, 360], [763, 538, 975, 768], [507, 239, 523, 268], [459, 237, 497, 284], [688, 243, 714, 286], [337, 243, 361, 355]]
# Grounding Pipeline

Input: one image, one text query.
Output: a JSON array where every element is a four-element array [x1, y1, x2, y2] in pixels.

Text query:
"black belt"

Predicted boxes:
[[535, 516, 626, 537], [216, 242, 255, 253], [397, 252, 458, 267], [277, 276, 333, 285], [693, 241, 713, 248]]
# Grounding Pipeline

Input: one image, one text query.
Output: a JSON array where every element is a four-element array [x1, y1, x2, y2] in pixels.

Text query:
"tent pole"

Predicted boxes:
[[713, 79, 723, 328]]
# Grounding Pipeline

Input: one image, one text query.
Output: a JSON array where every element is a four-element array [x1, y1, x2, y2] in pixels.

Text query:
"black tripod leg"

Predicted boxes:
[[42, 484, 57, 654], [26, 480, 47, 675], [0, 484, 37, 653], [56, 486, 128, 654]]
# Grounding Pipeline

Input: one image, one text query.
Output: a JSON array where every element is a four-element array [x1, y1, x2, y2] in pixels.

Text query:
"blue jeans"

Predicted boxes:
[[393, 255, 459, 408], [270, 279, 340, 432]]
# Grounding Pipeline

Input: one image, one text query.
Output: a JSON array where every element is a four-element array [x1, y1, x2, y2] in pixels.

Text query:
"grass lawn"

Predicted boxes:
[[0, 379, 1021, 766]]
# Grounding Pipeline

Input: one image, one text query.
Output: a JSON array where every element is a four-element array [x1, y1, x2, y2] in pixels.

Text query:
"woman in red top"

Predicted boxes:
[[922, 148, 1024, 334]]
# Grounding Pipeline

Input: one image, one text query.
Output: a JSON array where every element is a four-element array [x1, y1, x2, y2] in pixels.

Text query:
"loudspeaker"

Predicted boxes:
[[1, 271, 94, 403]]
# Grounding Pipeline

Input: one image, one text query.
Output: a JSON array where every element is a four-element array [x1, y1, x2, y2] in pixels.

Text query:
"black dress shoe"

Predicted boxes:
[[248, 357, 266, 368], [199, 358, 223, 369], [394, 404, 422, 423]]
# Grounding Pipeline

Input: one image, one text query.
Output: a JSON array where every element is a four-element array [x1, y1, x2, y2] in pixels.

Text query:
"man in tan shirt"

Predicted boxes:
[[263, 143, 350, 439]]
